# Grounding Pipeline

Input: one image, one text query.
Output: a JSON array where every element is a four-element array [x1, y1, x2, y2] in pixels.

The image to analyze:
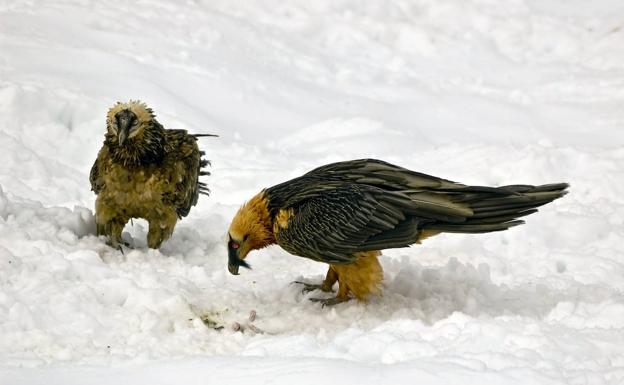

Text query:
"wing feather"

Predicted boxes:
[[89, 147, 108, 194], [268, 159, 568, 261], [276, 185, 427, 263], [164, 129, 203, 218]]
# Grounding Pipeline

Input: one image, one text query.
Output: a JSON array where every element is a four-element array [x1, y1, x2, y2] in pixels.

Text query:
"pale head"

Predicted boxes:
[[106, 100, 154, 146], [227, 191, 276, 275]]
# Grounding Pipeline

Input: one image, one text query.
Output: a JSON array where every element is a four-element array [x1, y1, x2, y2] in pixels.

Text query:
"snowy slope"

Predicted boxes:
[[1, 0, 624, 384]]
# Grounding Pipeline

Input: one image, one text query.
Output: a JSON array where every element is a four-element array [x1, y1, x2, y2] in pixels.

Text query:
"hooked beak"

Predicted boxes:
[[228, 242, 250, 275], [228, 262, 239, 275], [115, 109, 135, 146], [118, 120, 130, 146], [118, 129, 128, 146]]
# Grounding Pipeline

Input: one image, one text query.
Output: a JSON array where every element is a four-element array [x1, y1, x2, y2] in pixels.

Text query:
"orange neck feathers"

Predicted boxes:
[[229, 191, 276, 254]]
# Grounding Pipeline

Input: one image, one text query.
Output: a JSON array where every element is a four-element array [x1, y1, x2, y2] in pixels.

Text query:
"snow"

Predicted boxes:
[[1, 0, 624, 384]]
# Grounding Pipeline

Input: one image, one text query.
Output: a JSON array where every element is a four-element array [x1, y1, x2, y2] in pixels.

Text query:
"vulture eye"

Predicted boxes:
[[129, 118, 139, 132]]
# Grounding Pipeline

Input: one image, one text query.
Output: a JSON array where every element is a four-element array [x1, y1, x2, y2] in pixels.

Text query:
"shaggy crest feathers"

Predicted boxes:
[[105, 100, 165, 166], [107, 100, 155, 128]]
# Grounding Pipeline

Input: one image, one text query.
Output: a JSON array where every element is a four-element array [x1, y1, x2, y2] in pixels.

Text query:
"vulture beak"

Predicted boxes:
[[228, 238, 250, 275], [116, 109, 135, 146], [118, 126, 129, 146], [228, 261, 240, 275]]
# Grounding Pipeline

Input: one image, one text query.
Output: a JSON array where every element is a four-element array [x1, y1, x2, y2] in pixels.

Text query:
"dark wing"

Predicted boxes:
[[164, 129, 210, 218], [89, 147, 108, 194], [304, 158, 462, 190], [271, 159, 568, 262], [266, 158, 476, 218], [276, 184, 465, 264], [267, 159, 472, 212]]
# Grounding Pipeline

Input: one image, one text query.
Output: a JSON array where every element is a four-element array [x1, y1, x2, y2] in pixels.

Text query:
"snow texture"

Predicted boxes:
[[1, 0, 624, 384]]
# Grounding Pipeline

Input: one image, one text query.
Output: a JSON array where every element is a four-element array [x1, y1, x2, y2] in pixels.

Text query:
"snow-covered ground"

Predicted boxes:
[[1, 0, 624, 384]]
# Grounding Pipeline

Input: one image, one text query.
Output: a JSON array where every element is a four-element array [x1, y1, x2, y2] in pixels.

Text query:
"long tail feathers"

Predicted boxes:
[[196, 137, 215, 196], [198, 180, 210, 196], [423, 183, 569, 234]]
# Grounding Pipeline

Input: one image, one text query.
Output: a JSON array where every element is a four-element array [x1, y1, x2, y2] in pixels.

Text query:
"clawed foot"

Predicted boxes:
[[309, 296, 350, 308], [107, 239, 133, 253], [292, 281, 333, 294]]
